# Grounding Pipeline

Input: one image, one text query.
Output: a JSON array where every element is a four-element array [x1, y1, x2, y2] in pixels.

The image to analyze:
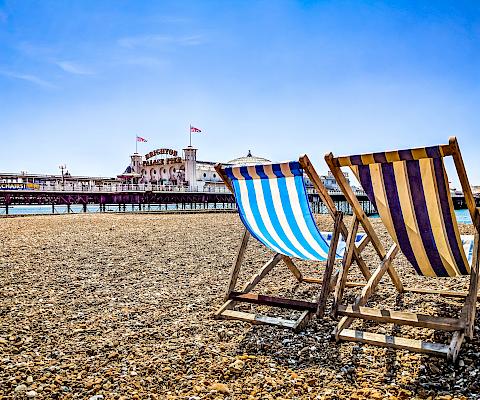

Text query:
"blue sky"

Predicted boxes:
[[1, 0, 479, 185]]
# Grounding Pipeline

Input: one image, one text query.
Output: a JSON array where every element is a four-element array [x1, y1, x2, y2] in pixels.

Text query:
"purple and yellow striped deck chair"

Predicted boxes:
[[213, 155, 371, 331], [326, 137, 480, 361]]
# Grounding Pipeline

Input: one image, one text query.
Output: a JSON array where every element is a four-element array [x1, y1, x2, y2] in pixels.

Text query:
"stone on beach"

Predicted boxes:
[[0, 213, 479, 398]]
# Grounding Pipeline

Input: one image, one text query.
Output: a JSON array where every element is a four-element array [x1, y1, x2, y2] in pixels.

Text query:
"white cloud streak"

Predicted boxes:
[[0, 70, 56, 88], [117, 34, 203, 48], [56, 61, 94, 75]]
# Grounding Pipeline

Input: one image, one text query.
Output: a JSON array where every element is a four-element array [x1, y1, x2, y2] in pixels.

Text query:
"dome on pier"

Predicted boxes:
[[226, 150, 271, 166]]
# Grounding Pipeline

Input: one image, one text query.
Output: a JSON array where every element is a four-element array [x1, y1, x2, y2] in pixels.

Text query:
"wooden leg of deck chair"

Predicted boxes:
[[332, 216, 359, 315], [334, 243, 399, 339], [282, 255, 303, 282], [447, 331, 465, 362], [224, 229, 250, 301], [463, 233, 480, 339], [216, 253, 283, 321], [316, 211, 343, 317]]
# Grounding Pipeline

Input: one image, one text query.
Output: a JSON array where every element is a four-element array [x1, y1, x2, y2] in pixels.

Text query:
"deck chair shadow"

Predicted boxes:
[[325, 136, 480, 361], [213, 155, 373, 332]]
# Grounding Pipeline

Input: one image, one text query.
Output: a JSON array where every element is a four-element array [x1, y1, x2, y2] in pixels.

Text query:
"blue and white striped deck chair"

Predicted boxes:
[[214, 156, 370, 331], [326, 137, 480, 361]]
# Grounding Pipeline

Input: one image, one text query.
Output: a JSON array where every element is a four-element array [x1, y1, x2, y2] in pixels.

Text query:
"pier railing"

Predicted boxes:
[[5, 183, 367, 196]]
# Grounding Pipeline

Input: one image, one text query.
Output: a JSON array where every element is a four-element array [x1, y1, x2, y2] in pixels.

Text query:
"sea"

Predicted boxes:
[[0, 204, 474, 224]]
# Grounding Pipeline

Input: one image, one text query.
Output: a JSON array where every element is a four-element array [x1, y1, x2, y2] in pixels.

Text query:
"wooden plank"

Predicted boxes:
[[299, 154, 372, 281], [229, 293, 318, 311], [325, 153, 404, 293], [449, 137, 480, 227], [302, 277, 365, 287], [338, 329, 449, 357], [464, 232, 479, 338], [335, 243, 399, 338], [214, 163, 234, 193], [337, 305, 464, 331], [356, 234, 370, 254], [403, 287, 473, 298], [293, 310, 312, 333], [219, 310, 297, 329], [282, 255, 303, 282], [225, 229, 250, 301], [317, 211, 343, 317], [214, 299, 236, 318], [332, 216, 359, 314], [447, 331, 465, 362], [242, 253, 283, 293]]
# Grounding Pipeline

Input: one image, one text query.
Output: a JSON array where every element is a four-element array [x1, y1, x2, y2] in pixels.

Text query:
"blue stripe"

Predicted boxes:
[[292, 173, 333, 257], [231, 179, 268, 247], [273, 168, 328, 260], [255, 165, 311, 259], [240, 167, 297, 257]]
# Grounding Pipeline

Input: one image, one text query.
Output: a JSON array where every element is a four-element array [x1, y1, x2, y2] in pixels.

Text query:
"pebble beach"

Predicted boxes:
[[1, 213, 479, 399]]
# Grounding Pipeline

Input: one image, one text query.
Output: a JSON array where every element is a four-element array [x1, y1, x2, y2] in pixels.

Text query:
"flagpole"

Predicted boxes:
[[189, 124, 192, 147], [135, 136, 138, 153]]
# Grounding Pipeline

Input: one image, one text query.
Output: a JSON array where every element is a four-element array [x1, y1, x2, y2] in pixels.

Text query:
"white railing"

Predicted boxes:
[[14, 183, 232, 193], [3, 182, 367, 196]]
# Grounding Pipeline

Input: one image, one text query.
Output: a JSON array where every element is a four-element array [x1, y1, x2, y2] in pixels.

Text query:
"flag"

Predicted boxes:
[[190, 126, 202, 133], [136, 135, 147, 142]]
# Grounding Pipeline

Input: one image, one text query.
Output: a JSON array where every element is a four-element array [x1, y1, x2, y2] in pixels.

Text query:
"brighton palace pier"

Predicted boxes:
[[0, 145, 475, 214]]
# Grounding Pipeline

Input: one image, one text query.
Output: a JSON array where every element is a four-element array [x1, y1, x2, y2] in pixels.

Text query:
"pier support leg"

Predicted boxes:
[[5, 204, 8, 215], [52, 204, 55, 214], [83, 203, 87, 213]]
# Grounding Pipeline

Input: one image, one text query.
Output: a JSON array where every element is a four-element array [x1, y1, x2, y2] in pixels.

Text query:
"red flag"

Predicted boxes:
[[136, 135, 148, 142], [190, 126, 202, 133]]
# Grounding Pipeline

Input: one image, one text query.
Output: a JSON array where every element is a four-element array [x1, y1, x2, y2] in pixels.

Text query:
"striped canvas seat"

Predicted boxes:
[[343, 145, 474, 277], [225, 161, 366, 261]]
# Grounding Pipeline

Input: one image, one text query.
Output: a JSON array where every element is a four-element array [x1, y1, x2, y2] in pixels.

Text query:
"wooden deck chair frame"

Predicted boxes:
[[213, 155, 372, 332], [325, 137, 480, 361]]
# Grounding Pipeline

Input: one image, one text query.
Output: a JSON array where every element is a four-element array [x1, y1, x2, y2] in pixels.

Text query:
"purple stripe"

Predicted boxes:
[[432, 158, 469, 275], [373, 152, 387, 163], [398, 149, 413, 160], [425, 146, 441, 159], [350, 155, 363, 165], [380, 163, 422, 275], [406, 160, 449, 276], [357, 165, 377, 210]]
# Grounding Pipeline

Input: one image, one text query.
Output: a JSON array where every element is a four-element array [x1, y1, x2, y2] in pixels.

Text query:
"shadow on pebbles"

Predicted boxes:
[[0, 213, 479, 399]]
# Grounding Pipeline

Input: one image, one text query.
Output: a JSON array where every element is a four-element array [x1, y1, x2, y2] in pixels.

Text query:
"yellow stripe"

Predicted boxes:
[[418, 159, 458, 276], [350, 165, 359, 180], [361, 154, 375, 165], [369, 164, 398, 243], [393, 161, 435, 276], [337, 156, 352, 167], [411, 147, 427, 160], [441, 162, 471, 273], [385, 151, 400, 163]]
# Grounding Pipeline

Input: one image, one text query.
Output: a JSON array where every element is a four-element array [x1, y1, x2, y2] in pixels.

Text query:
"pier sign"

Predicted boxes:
[[143, 157, 182, 166], [145, 148, 178, 160]]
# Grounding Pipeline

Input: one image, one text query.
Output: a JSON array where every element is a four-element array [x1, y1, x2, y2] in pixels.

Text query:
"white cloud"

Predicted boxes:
[[118, 34, 203, 48], [0, 70, 56, 88], [56, 61, 94, 75]]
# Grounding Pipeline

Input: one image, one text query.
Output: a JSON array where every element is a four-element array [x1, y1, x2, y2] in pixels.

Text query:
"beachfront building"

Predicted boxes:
[[119, 146, 273, 191], [118, 145, 355, 193]]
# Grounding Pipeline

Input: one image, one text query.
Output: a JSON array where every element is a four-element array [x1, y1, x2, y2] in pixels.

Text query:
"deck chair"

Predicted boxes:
[[325, 136, 480, 361], [213, 155, 372, 332]]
